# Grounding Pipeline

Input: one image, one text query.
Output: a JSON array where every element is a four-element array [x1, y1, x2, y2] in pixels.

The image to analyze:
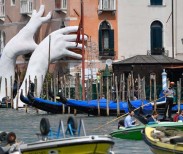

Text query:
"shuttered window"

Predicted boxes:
[[55, 0, 61, 9], [150, 0, 162, 5], [0, 31, 5, 56], [98, 21, 114, 56], [151, 21, 163, 55]]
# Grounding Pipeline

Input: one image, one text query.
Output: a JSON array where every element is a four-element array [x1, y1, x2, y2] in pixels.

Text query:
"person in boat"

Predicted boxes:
[[124, 110, 137, 128], [178, 110, 183, 122], [147, 110, 159, 124], [173, 111, 180, 122], [163, 81, 176, 120]]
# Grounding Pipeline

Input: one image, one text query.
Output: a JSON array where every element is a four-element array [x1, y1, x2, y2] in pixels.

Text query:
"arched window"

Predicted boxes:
[[150, 0, 162, 5], [150, 21, 163, 55], [98, 21, 114, 57], [0, 30, 5, 56]]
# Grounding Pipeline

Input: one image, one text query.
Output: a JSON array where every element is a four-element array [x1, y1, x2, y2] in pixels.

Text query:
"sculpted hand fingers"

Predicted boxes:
[[37, 5, 45, 17], [53, 26, 79, 35], [64, 34, 88, 42], [66, 42, 86, 49], [65, 50, 82, 59], [41, 12, 52, 22], [32, 10, 37, 16]]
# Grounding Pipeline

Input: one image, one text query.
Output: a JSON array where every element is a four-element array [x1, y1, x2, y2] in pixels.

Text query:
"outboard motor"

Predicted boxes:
[[118, 119, 125, 129]]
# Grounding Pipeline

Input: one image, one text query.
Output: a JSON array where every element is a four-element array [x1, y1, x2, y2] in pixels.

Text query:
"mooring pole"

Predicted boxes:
[[81, 0, 85, 100]]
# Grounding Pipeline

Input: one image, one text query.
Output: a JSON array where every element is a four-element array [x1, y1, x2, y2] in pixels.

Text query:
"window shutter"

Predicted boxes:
[[55, 0, 61, 9], [109, 29, 114, 51], [98, 29, 103, 52], [151, 27, 162, 49], [150, 0, 162, 5], [110, 0, 114, 10], [103, 0, 108, 9]]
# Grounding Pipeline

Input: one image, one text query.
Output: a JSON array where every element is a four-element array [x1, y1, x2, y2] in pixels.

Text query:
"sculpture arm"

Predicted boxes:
[[17, 26, 87, 108], [0, 5, 51, 100]]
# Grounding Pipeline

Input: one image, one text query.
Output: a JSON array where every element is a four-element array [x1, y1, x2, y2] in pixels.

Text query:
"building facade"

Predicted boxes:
[[0, 0, 118, 80], [117, 0, 183, 61]]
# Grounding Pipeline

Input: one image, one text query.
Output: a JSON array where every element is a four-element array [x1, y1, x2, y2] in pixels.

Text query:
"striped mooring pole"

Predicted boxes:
[[162, 69, 167, 90]]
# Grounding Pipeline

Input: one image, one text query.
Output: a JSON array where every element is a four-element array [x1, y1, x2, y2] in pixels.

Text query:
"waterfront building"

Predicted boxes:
[[0, 0, 118, 81]]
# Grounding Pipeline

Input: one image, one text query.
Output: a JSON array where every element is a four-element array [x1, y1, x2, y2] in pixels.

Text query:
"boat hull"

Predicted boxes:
[[110, 125, 145, 140], [20, 135, 114, 154], [20, 92, 74, 114], [143, 127, 183, 154], [110, 122, 183, 140]]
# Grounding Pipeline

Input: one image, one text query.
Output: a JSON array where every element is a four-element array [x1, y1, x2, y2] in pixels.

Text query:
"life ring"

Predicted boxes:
[[67, 116, 78, 135], [6, 132, 16, 144], [40, 118, 50, 135], [0, 132, 7, 142]]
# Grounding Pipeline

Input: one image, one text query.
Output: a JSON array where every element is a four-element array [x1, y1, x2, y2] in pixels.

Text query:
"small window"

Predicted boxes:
[[55, 0, 67, 9], [11, 0, 15, 6], [0, 31, 5, 56], [151, 21, 163, 55], [150, 0, 162, 5], [0, 0, 5, 17], [98, 0, 116, 10], [62, 0, 67, 9]]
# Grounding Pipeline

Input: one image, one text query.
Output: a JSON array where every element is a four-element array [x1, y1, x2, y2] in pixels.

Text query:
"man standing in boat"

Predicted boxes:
[[163, 82, 176, 120]]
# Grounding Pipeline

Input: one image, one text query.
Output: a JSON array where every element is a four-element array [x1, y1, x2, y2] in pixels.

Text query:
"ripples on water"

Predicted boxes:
[[0, 108, 153, 154]]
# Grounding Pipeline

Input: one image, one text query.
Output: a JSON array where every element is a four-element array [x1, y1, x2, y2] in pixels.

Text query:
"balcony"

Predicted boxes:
[[0, 1, 5, 18], [20, 0, 33, 14], [55, 0, 67, 14], [99, 49, 114, 59], [98, 0, 116, 15], [147, 48, 169, 56]]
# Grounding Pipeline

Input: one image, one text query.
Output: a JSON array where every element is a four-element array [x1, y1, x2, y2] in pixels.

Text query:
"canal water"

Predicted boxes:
[[0, 108, 153, 154]]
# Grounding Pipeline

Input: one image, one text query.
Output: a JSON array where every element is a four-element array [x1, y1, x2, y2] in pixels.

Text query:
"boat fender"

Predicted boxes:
[[170, 137, 183, 144], [40, 118, 50, 136], [7, 132, 16, 144], [67, 116, 78, 135]]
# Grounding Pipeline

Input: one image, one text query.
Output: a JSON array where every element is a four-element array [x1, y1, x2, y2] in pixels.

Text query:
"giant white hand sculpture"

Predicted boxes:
[[16, 26, 86, 108], [0, 5, 51, 100]]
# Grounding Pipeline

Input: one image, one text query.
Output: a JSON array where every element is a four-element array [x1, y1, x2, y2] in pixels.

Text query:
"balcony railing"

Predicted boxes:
[[20, 0, 33, 14], [0, 1, 5, 18], [99, 49, 114, 59], [147, 48, 169, 56], [98, 0, 116, 15]]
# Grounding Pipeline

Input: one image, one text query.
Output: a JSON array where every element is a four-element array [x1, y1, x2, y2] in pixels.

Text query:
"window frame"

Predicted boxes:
[[11, 0, 16, 6], [0, 31, 5, 56], [150, 0, 163, 5], [55, 0, 67, 10], [150, 21, 164, 55], [98, 21, 114, 57], [98, 0, 116, 10]]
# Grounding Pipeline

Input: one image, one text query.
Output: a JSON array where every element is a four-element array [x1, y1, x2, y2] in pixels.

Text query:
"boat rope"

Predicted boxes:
[[93, 96, 165, 131]]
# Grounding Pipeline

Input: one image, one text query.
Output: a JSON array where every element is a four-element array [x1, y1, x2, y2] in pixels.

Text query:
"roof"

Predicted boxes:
[[113, 55, 183, 65]]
